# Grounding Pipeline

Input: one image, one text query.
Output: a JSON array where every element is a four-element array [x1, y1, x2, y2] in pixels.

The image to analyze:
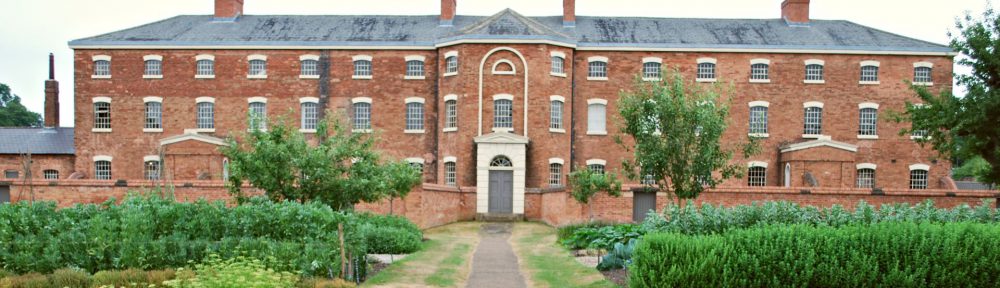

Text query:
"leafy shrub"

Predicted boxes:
[[355, 213, 422, 254], [0, 195, 382, 278], [47, 268, 90, 288], [596, 239, 637, 271], [0, 273, 49, 288], [630, 222, 1000, 287], [556, 222, 614, 243], [91, 269, 149, 287], [561, 224, 644, 250], [163, 255, 299, 288]]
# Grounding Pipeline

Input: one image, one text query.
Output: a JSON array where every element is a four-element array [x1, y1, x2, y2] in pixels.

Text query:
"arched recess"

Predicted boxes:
[[478, 47, 529, 137]]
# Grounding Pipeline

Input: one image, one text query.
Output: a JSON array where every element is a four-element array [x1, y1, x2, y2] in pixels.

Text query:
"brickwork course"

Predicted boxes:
[[1, 0, 993, 226]]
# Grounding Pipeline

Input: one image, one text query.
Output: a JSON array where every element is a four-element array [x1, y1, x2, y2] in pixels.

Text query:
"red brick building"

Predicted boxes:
[[3, 0, 963, 219]]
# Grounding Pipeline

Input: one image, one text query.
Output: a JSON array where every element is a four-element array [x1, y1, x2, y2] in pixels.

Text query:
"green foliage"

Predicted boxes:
[[556, 222, 614, 243], [630, 222, 1000, 287], [953, 156, 994, 183], [47, 268, 90, 288], [163, 255, 299, 288], [221, 114, 421, 210], [596, 238, 637, 271], [355, 213, 423, 254], [561, 224, 644, 250], [0, 194, 377, 277], [0, 83, 42, 127], [616, 70, 758, 200], [893, 8, 1000, 185], [567, 167, 622, 220]]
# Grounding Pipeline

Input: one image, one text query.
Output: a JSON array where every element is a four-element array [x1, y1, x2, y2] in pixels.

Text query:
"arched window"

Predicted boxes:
[[696, 58, 716, 81], [748, 102, 769, 136], [300, 100, 318, 131], [444, 160, 457, 186], [642, 57, 662, 80], [144, 55, 162, 77], [909, 164, 929, 189], [549, 163, 563, 187], [196, 55, 215, 77], [803, 103, 823, 136], [551, 54, 565, 75], [354, 59, 372, 77], [490, 156, 513, 167], [92, 55, 111, 78], [748, 162, 767, 187], [406, 60, 424, 77], [248, 99, 267, 131], [301, 59, 319, 77], [805, 63, 824, 82], [144, 158, 161, 180], [588, 56, 608, 79], [860, 61, 880, 83], [196, 99, 215, 130], [351, 99, 372, 132], [750, 59, 770, 82], [43, 169, 59, 180], [857, 168, 876, 188], [494, 98, 513, 129], [914, 62, 933, 84], [444, 96, 458, 131], [93, 97, 112, 131], [445, 51, 459, 75], [405, 98, 425, 132], [550, 96, 564, 131], [248, 55, 267, 77], [587, 99, 607, 135], [144, 97, 163, 131], [859, 107, 878, 137], [94, 157, 112, 180]]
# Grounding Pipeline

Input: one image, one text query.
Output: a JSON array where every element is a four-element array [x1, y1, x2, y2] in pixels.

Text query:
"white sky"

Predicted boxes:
[[0, 0, 994, 127]]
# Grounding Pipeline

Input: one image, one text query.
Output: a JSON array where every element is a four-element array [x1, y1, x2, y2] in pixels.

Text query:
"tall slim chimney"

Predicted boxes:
[[214, 0, 244, 20], [44, 53, 59, 128], [440, 0, 456, 26], [781, 0, 810, 24], [563, 0, 576, 27]]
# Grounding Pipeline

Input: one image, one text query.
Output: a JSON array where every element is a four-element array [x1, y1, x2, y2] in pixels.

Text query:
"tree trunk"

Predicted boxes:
[[389, 197, 394, 215]]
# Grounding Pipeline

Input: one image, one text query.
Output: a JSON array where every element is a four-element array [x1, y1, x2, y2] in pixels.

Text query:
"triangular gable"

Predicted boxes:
[[160, 131, 228, 147], [447, 9, 573, 41], [474, 131, 529, 144], [780, 136, 857, 153]]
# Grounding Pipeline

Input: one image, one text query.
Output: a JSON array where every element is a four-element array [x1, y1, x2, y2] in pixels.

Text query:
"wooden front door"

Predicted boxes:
[[488, 170, 513, 213]]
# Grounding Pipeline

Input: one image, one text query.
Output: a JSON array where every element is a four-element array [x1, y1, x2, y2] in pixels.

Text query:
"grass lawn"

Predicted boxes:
[[510, 222, 617, 288], [363, 222, 481, 287]]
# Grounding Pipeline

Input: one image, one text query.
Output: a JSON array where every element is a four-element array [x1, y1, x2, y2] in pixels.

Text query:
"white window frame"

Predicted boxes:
[[443, 156, 457, 186], [804, 59, 825, 84], [859, 61, 880, 84], [586, 159, 607, 175], [247, 54, 268, 79], [856, 163, 877, 188], [143, 96, 164, 133], [587, 98, 608, 135], [43, 169, 59, 180], [404, 97, 426, 133], [909, 164, 930, 189], [491, 59, 516, 75], [194, 54, 215, 79], [747, 161, 768, 187], [550, 51, 567, 77], [749, 59, 771, 83], [298, 54, 321, 79], [248, 97, 268, 131], [748, 101, 770, 138], [144, 155, 162, 180], [913, 62, 934, 86], [92, 55, 112, 79], [352, 55, 373, 79], [406, 157, 425, 173], [492, 94, 515, 133], [299, 97, 320, 133], [142, 55, 163, 79], [92, 97, 112, 132], [642, 57, 663, 81], [549, 158, 565, 187], [444, 51, 459, 77], [696, 58, 717, 82], [443, 94, 458, 132], [549, 95, 565, 133], [858, 102, 880, 139], [351, 97, 373, 133], [93, 155, 113, 180], [404, 55, 426, 80], [587, 56, 609, 81], [802, 101, 824, 138], [195, 97, 215, 132]]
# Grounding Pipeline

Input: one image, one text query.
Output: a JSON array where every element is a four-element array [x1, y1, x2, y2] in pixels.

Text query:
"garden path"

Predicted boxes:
[[465, 223, 528, 288]]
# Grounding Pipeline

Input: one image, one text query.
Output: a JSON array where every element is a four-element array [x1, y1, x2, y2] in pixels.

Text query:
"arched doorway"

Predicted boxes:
[[488, 155, 514, 213], [784, 163, 791, 187]]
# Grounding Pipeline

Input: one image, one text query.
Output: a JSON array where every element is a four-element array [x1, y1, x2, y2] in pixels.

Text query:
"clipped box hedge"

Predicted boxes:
[[630, 222, 1000, 287]]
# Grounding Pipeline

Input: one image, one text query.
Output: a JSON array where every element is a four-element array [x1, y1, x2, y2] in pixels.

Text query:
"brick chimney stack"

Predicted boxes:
[[781, 0, 810, 24], [215, 0, 244, 20], [563, 0, 576, 27], [440, 0, 456, 26], [44, 53, 59, 128]]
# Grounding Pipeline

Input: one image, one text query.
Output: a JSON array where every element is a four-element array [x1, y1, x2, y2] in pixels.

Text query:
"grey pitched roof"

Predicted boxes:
[[69, 9, 952, 54], [955, 181, 996, 191], [0, 127, 75, 155]]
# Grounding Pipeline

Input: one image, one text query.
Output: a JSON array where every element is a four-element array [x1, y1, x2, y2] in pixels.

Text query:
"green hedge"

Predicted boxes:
[[0, 194, 418, 277], [631, 222, 1000, 287], [355, 213, 423, 254]]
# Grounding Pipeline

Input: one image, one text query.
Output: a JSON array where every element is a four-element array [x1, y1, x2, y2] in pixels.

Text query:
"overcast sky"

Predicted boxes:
[[0, 0, 994, 127]]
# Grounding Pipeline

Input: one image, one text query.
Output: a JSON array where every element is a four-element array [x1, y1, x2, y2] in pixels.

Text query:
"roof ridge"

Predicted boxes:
[[453, 8, 571, 39]]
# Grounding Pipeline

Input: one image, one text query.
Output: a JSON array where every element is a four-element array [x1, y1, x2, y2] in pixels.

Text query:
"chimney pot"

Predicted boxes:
[[563, 0, 576, 27], [44, 54, 59, 128], [440, 0, 456, 26], [781, 0, 810, 24], [215, 0, 244, 20]]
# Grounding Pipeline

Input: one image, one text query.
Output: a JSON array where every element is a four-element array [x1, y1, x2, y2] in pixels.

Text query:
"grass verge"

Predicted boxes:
[[363, 222, 481, 287], [511, 222, 617, 288]]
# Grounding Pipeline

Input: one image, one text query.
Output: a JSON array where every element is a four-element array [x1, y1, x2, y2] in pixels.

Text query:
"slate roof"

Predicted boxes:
[[69, 9, 952, 54], [0, 128, 75, 155], [955, 181, 996, 191]]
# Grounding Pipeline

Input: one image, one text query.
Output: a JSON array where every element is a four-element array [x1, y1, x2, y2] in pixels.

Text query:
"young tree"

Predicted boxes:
[[0, 83, 42, 127], [896, 8, 1000, 185], [568, 167, 622, 221], [221, 114, 421, 210], [616, 70, 758, 204]]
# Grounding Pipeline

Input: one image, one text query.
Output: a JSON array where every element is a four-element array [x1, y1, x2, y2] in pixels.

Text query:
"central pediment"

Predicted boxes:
[[780, 136, 857, 153], [474, 131, 529, 144]]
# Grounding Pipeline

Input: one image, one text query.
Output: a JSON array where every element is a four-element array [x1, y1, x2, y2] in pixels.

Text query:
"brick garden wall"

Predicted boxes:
[[5, 180, 994, 228]]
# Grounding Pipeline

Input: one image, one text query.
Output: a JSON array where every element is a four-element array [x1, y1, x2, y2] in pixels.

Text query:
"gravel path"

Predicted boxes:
[[465, 223, 527, 288]]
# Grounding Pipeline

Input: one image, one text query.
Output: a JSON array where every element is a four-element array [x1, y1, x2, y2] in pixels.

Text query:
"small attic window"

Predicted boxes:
[[492, 59, 516, 75]]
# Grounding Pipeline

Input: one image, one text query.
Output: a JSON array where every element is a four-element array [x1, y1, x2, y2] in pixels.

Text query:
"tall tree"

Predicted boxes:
[[616, 70, 758, 203], [897, 8, 1000, 185], [0, 83, 42, 127], [568, 167, 622, 221], [221, 114, 421, 210]]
